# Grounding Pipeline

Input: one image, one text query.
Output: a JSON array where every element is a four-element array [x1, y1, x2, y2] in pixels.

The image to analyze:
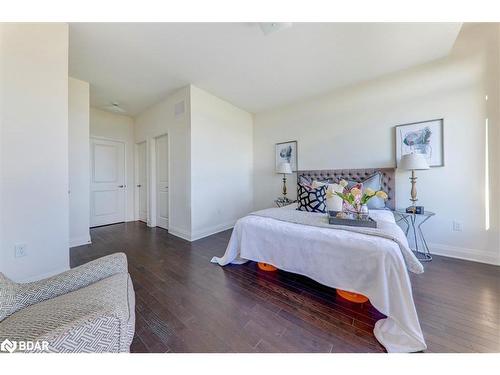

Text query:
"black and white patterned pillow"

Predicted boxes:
[[297, 183, 327, 213]]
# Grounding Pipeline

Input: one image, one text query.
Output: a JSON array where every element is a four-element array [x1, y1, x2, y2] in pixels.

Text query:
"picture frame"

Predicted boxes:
[[275, 140, 298, 172], [395, 119, 444, 167]]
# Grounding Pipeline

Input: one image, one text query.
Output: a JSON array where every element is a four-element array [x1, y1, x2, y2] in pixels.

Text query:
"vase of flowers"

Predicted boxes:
[[332, 180, 388, 220], [359, 203, 369, 220]]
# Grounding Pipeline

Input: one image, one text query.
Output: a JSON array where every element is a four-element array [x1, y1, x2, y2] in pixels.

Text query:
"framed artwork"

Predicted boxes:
[[395, 119, 444, 167], [275, 140, 297, 172]]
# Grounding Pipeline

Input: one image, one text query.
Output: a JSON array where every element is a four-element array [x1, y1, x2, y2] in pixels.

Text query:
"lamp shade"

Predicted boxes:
[[277, 162, 293, 174], [399, 153, 429, 170]]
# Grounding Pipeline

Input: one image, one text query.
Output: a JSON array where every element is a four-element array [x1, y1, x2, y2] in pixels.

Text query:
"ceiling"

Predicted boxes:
[[69, 23, 462, 116]]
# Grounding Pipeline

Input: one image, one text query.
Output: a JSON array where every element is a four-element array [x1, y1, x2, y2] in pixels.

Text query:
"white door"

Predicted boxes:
[[136, 142, 147, 223], [90, 138, 126, 227], [156, 135, 169, 229]]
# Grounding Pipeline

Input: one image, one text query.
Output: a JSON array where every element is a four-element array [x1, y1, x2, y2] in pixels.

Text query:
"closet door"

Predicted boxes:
[[90, 138, 126, 227]]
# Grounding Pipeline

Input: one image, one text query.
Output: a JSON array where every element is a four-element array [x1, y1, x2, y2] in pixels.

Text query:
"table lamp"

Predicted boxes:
[[399, 153, 429, 213], [277, 162, 293, 198]]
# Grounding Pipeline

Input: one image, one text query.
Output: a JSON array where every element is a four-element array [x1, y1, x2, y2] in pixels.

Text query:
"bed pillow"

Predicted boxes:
[[347, 172, 385, 209], [297, 183, 327, 213], [312, 180, 343, 212], [298, 175, 312, 186]]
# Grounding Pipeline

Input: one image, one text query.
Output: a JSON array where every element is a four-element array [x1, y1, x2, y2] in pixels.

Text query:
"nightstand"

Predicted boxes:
[[394, 209, 435, 262], [274, 197, 296, 208]]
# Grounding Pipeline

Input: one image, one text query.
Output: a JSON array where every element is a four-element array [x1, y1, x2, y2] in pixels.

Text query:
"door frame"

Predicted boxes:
[[134, 140, 148, 223], [151, 133, 170, 229], [135, 133, 170, 229], [89, 135, 128, 227]]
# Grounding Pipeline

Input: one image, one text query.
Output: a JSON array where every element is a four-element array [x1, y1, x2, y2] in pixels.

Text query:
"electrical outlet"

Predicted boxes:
[[452, 221, 463, 232], [14, 243, 27, 258]]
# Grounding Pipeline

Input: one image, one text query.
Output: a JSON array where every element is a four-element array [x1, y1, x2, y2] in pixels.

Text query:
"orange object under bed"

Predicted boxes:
[[257, 262, 278, 271], [336, 289, 369, 303], [257, 262, 368, 303]]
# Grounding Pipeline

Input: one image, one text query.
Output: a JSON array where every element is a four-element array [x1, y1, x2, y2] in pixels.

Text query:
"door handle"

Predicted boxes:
[[118, 185, 124, 188], [137, 184, 142, 188]]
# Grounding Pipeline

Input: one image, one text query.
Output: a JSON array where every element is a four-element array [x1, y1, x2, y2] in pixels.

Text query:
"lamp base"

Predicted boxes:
[[282, 174, 288, 196]]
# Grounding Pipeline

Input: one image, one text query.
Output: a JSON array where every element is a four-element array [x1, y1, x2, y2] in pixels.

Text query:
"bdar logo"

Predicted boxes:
[[1, 339, 17, 353]]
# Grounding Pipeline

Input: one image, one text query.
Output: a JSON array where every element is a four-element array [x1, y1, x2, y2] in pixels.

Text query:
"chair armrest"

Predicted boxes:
[[1, 253, 128, 321]]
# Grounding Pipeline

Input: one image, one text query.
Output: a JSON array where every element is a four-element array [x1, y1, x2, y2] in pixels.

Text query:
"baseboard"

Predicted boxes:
[[168, 221, 236, 242], [69, 235, 92, 248], [167, 225, 192, 241], [190, 220, 236, 241], [429, 243, 500, 266]]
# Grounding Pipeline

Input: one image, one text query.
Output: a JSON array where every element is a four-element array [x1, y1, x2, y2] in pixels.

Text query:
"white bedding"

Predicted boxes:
[[211, 205, 426, 353]]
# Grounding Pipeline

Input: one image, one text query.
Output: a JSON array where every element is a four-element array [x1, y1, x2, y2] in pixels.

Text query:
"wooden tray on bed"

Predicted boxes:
[[328, 211, 378, 228]]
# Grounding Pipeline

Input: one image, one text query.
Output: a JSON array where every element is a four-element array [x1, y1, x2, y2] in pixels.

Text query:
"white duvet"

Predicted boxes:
[[211, 206, 426, 353]]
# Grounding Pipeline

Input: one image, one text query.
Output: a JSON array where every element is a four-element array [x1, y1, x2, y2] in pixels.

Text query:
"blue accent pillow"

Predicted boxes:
[[297, 183, 327, 213], [347, 172, 385, 209]]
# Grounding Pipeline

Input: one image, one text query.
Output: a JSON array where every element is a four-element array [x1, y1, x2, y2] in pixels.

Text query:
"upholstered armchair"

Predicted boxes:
[[0, 253, 135, 353]]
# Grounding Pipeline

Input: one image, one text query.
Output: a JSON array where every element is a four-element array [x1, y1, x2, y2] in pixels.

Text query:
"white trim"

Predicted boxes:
[[168, 135, 172, 229], [154, 133, 169, 230], [134, 141, 139, 221], [429, 242, 500, 266], [168, 225, 192, 241], [69, 235, 91, 248], [134, 140, 147, 222], [168, 220, 236, 242], [190, 221, 236, 241], [171, 220, 233, 242], [168, 221, 235, 242], [148, 137, 157, 228]]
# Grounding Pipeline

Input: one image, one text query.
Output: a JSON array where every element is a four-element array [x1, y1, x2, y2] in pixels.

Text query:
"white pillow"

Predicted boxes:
[[312, 181, 343, 212]]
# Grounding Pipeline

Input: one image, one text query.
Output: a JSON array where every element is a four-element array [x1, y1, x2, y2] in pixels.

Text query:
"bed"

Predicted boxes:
[[211, 168, 426, 353]]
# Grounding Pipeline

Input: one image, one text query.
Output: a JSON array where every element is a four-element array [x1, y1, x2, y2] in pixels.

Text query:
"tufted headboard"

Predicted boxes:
[[297, 168, 396, 210]]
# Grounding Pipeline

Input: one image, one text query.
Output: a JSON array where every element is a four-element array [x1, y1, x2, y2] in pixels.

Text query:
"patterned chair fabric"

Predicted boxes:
[[0, 253, 135, 353]]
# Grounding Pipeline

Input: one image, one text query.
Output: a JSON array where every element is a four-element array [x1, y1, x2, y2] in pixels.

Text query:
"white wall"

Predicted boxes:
[[68, 77, 90, 247], [476, 23, 500, 267], [254, 24, 500, 265], [90, 107, 135, 222], [190, 86, 253, 240], [134, 86, 191, 239], [0, 25, 4, 276], [0, 24, 70, 281]]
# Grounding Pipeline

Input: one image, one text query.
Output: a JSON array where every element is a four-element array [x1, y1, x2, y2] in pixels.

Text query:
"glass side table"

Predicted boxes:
[[394, 209, 435, 262], [274, 197, 296, 208]]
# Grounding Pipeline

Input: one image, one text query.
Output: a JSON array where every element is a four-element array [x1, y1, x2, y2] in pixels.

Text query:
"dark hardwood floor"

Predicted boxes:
[[70, 221, 500, 353]]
